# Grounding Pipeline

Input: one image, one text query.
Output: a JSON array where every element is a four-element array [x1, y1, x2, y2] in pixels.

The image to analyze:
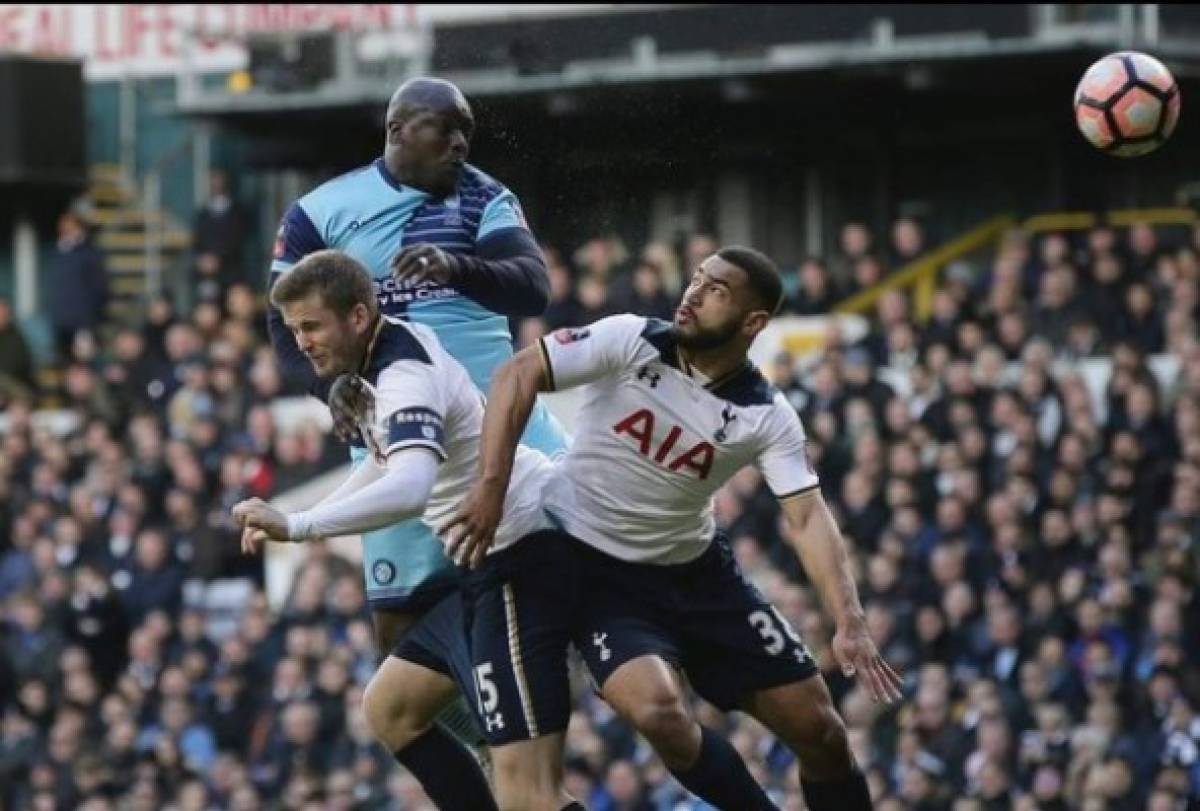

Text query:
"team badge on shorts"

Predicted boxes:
[[372, 560, 397, 586]]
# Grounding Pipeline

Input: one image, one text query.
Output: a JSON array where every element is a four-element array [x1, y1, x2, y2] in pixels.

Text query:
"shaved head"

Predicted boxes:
[[387, 77, 471, 124], [383, 77, 475, 197]]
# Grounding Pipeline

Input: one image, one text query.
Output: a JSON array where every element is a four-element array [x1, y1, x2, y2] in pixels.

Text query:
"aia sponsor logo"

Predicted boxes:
[[612, 409, 714, 480]]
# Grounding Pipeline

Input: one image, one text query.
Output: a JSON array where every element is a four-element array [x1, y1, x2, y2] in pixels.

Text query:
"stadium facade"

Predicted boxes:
[[0, 3, 1198, 354]]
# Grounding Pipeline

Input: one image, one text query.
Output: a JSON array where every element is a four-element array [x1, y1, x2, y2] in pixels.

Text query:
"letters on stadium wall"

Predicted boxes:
[[0, 5, 408, 79], [0, 4, 623, 80]]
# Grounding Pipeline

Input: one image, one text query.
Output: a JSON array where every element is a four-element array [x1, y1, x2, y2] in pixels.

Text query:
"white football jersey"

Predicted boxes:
[[355, 316, 550, 552], [539, 314, 819, 564]]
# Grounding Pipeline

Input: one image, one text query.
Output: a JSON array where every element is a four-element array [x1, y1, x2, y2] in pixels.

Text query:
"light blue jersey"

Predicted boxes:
[[271, 159, 568, 608]]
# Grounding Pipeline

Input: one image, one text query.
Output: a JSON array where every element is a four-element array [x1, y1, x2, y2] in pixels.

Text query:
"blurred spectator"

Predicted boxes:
[[850, 255, 887, 296], [1119, 281, 1165, 353], [891, 217, 927, 266], [46, 209, 107, 364], [1128, 222, 1160, 279], [684, 233, 718, 278], [833, 221, 875, 291], [576, 273, 614, 324], [609, 256, 674, 320], [115, 528, 185, 627], [192, 170, 249, 304], [541, 245, 583, 330], [1030, 264, 1082, 346], [641, 241, 682, 297], [789, 257, 842, 315], [2, 219, 1198, 809], [0, 296, 35, 403], [574, 234, 628, 282]]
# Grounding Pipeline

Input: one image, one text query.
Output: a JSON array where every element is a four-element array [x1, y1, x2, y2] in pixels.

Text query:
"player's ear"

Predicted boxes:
[[742, 309, 770, 338], [350, 302, 372, 334]]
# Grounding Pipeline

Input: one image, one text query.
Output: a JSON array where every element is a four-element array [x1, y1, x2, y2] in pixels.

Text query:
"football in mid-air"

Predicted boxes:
[[1074, 51, 1181, 157]]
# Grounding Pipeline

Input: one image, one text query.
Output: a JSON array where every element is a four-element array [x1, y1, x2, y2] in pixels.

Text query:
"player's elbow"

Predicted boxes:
[[529, 266, 551, 312], [485, 353, 540, 409], [512, 265, 550, 316], [514, 345, 551, 393]]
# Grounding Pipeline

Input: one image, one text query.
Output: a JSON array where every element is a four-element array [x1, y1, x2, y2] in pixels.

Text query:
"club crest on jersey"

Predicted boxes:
[[372, 560, 397, 586], [714, 405, 738, 442], [553, 327, 590, 345], [637, 365, 661, 388], [613, 409, 714, 480]]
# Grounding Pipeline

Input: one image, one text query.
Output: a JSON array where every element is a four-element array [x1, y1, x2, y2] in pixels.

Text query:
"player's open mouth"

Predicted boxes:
[[676, 306, 695, 323]]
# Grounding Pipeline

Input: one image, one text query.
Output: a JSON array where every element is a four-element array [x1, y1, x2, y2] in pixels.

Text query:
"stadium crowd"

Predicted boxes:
[[1, 212, 1199, 811]]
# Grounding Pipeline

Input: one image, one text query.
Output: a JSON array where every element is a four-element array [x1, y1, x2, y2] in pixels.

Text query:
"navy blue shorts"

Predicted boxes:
[[396, 530, 581, 747], [568, 533, 819, 711], [391, 589, 476, 690]]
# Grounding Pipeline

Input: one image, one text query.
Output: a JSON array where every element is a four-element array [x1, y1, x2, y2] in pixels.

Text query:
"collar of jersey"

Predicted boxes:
[[358, 316, 386, 377], [680, 354, 753, 394], [374, 157, 460, 202], [374, 158, 412, 193]]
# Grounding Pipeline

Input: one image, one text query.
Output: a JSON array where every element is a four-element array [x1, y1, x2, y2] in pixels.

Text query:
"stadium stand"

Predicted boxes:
[[2, 211, 1199, 810], [3, 5, 1200, 810]]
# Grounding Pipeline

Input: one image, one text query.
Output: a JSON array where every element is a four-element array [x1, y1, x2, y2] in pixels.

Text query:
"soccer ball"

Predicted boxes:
[[1074, 51, 1181, 157]]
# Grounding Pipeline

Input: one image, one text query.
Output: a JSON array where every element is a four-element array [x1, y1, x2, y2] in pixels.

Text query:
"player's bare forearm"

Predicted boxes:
[[780, 490, 902, 701], [781, 491, 867, 630], [478, 345, 549, 489]]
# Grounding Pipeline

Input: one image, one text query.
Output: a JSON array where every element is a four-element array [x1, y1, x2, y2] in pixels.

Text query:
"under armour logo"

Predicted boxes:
[[637, 366, 661, 388], [714, 405, 737, 442], [484, 713, 505, 732], [593, 632, 612, 662]]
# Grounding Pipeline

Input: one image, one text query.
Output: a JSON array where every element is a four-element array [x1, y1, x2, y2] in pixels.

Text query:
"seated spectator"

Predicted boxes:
[[542, 248, 582, 330], [1118, 281, 1165, 353], [609, 256, 673, 320], [116, 528, 185, 627], [832, 221, 874, 291], [789, 257, 842, 315], [890, 217, 927, 266]]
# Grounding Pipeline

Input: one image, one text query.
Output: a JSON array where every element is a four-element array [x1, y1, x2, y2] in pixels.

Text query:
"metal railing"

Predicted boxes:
[[835, 206, 1198, 322], [835, 215, 1016, 322], [142, 137, 194, 302]]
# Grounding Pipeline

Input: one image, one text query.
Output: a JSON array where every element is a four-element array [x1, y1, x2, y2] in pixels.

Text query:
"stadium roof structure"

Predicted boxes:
[[176, 4, 1200, 120]]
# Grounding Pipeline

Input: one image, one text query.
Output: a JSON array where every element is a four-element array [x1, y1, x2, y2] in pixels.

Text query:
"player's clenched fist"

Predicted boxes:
[[391, 243, 458, 287], [232, 498, 291, 554]]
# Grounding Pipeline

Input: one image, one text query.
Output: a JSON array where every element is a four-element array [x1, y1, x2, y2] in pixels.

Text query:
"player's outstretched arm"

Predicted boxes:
[[780, 490, 904, 704], [442, 345, 549, 567], [233, 449, 438, 553]]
